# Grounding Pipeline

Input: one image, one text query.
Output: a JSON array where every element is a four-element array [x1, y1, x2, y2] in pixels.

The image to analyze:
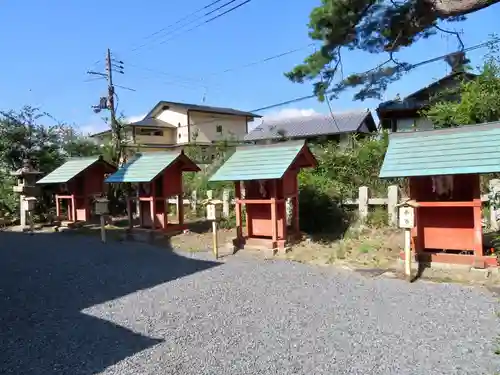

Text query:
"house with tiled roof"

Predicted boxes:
[[377, 71, 477, 132], [244, 109, 377, 146], [91, 100, 261, 162]]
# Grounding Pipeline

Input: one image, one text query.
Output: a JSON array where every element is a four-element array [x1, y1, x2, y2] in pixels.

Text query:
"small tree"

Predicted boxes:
[[0, 106, 102, 218], [286, 1, 499, 101], [424, 56, 500, 127]]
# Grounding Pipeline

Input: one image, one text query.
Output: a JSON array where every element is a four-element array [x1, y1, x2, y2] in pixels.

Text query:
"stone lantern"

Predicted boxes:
[[10, 159, 43, 230]]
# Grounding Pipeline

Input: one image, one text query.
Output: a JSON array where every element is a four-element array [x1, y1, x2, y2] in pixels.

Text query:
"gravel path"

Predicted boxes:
[[0, 231, 498, 375]]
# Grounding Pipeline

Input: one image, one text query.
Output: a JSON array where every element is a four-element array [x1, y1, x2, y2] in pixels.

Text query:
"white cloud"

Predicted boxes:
[[79, 123, 108, 135], [250, 108, 321, 130], [125, 114, 146, 123], [79, 113, 146, 136], [264, 108, 319, 120]]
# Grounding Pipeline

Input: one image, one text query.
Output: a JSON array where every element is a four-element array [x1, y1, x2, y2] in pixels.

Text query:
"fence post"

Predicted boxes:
[[358, 186, 369, 222], [222, 189, 230, 218], [387, 185, 399, 227], [206, 190, 213, 219], [191, 190, 197, 212], [489, 179, 500, 231]]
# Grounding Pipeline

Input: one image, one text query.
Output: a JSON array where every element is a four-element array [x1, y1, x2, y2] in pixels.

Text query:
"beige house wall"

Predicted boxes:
[[188, 111, 248, 143]]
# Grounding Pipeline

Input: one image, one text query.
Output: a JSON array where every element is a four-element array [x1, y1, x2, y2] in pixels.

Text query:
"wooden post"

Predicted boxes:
[[472, 177, 483, 259], [234, 182, 243, 241], [271, 197, 277, 242], [127, 197, 133, 230], [100, 214, 106, 243], [387, 185, 399, 227], [55, 195, 61, 219], [222, 189, 230, 218], [191, 190, 197, 212], [71, 195, 76, 222], [404, 228, 411, 281], [149, 193, 155, 231], [212, 220, 218, 259], [398, 202, 416, 282], [175, 195, 180, 221], [358, 186, 369, 222], [177, 194, 184, 226]]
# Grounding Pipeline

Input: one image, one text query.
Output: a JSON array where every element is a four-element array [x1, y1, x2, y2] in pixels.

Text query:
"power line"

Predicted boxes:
[[133, 0, 226, 46], [212, 43, 315, 76], [249, 38, 500, 113], [126, 42, 315, 91], [90, 0, 234, 66], [130, 0, 253, 55]]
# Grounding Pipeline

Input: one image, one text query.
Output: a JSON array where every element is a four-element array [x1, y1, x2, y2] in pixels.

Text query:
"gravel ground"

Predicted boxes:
[[0, 231, 498, 375]]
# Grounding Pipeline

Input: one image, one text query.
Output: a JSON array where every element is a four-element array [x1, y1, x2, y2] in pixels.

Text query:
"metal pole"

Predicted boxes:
[[404, 228, 412, 281], [100, 215, 106, 243], [212, 220, 218, 259]]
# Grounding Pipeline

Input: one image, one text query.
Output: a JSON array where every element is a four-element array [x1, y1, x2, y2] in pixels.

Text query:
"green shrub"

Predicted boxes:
[[366, 207, 389, 228]]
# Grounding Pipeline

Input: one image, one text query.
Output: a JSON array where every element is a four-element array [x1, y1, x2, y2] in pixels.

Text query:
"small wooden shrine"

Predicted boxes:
[[105, 150, 200, 233], [379, 122, 500, 268], [209, 140, 317, 251], [37, 156, 116, 223]]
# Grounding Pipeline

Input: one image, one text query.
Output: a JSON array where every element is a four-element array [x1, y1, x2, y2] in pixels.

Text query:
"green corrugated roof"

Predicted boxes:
[[379, 122, 500, 178], [105, 151, 182, 183], [209, 140, 306, 182], [37, 156, 102, 184]]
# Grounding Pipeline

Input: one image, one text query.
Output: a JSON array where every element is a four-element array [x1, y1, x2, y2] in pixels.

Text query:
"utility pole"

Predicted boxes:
[[105, 48, 120, 165], [88, 48, 125, 165]]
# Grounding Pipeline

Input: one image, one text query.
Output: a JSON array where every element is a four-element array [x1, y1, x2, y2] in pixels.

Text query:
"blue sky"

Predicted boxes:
[[0, 0, 499, 133]]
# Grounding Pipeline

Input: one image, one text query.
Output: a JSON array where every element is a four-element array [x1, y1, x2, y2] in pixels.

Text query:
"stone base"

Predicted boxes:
[[397, 257, 499, 273], [399, 251, 498, 268], [232, 236, 294, 256]]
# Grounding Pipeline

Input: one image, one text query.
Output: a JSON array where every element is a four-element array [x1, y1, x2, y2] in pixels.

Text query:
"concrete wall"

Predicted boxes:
[[188, 111, 248, 143], [133, 127, 176, 145]]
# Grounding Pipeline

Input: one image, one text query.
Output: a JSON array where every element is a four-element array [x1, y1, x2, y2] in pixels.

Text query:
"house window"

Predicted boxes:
[[138, 128, 163, 136], [178, 133, 181, 139], [178, 122, 181, 127], [216, 125, 222, 133]]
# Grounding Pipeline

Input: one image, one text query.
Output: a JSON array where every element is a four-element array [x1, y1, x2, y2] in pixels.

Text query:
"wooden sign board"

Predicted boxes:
[[94, 199, 109, 215], [206, 204, 221, 221], [23, 198, 37, 212], [398, 206, 414, 229]]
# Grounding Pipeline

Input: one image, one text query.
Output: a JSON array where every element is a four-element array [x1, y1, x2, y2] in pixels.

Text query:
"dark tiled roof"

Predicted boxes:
[[244, 109, 375, 141], [377, 71, 477, 113], [129, 117, 176, 128], [378, 99, 427, 112], [147, 101, 262, 119]]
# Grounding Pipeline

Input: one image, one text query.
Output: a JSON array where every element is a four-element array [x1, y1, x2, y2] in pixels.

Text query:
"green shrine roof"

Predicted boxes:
[[379, 121, 500, 178], [209, 140, 312, 182], [105, 151, 199, 183], [37, 156, 104, 184]]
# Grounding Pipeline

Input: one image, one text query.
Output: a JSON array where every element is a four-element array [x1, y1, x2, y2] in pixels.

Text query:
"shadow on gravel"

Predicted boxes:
[[0, 231, 220, 375]]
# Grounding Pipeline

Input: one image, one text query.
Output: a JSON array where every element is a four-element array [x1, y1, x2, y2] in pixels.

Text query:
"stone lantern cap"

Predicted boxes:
[[11, 159, 43, 195], [10, 159, 43, 177]]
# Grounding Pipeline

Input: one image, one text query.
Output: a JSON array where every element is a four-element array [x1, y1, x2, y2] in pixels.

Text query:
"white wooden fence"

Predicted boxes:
[[167, 185, 500, 229]]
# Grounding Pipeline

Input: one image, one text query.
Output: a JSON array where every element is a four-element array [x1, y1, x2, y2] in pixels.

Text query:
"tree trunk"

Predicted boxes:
[[426, 0, 499, 17]]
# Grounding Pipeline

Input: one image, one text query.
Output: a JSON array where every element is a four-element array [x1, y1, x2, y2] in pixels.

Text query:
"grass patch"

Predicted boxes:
[[285, 227, 403, 269]]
